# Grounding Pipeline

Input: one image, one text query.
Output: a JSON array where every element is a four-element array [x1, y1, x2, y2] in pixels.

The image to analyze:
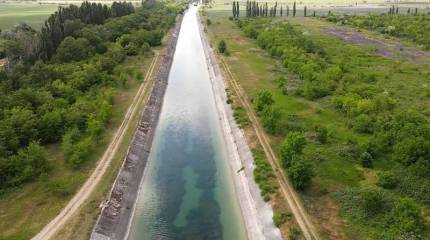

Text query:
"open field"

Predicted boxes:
[[203, 6, 430, 239], [0, 3, 59, 30], [208, 0, 430, 14]]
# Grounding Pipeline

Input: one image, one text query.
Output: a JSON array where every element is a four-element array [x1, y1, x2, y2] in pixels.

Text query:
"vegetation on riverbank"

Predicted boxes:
[[0, 1, 185, 239], [203, 8, 430, 239]]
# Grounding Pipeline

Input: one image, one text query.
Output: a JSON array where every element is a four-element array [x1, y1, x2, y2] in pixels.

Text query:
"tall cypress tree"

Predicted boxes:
[[280, 6, 283, 16], [304, 6, 307, 17], [274, 1, 277, 17], [293, 1, 296, 17], [287, 5, 289, 16]]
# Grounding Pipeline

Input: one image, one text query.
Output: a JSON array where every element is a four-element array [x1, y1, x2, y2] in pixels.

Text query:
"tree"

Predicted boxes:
[[38, 109, 65, 143], [360, 151, 373, 168], [55, 37, 95, 62], [218, 39, 227, 54], [280, 132, 306, 168], [261, 106, 281, 134], [0, 141, 48, 189], [253, 90, 274, 113], [293, 1, 296, 17], [288, 157, 314, 190]]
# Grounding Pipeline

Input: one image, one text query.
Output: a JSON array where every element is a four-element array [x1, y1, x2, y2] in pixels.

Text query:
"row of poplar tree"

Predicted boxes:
[[233, 1, 315, 18]]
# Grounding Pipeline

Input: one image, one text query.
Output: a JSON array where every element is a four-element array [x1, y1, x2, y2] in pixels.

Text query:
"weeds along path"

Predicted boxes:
[[218, 56, 320, 240], [32, 54, 159, 240]]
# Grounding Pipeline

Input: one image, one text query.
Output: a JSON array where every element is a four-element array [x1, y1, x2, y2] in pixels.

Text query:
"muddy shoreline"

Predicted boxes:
[[90, 14, 183, 240]]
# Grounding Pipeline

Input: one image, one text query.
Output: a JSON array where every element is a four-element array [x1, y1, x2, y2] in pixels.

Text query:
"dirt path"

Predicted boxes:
[[218, 56, 320, 240], [31, 54, 159, 240]]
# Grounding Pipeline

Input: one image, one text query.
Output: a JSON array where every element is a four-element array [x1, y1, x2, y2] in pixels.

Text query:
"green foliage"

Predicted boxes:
[[288, 226, 301, 240], [388, 198, 425, 237], [218, 39, 227, 54], [377, 171, 399, 189], [253, 89, 274, 114], [0, 1, 183, 191], [0, 142, 48, 190], [314, 124, 328, 143], [336, 188, 426, 239], [55, 37, 95, 62], [279, 132, 306, 168], [360, 151, 373, 168], [272, 211, 292, 227], [288, 157, 314, 190], [261, 106, 281, 134], [233, 106, 250, 128], [45, 178, 71, 197], [253, 149, 276, 200]]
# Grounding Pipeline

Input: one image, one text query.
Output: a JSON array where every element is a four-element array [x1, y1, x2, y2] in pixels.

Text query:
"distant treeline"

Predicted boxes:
[[0, 1, 185, 192], [40, 1, 135, 59]]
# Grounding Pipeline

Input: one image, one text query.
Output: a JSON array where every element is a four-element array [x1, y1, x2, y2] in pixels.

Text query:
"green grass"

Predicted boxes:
[[0, 3, 58, 30]]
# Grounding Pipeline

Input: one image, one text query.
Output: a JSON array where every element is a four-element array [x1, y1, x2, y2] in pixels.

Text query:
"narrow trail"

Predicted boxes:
[[32, 54, 159, 240], [218, 56, 320, 240]]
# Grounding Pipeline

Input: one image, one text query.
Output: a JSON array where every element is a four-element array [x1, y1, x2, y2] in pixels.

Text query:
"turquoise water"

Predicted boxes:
[[127, 6, 247, 240]]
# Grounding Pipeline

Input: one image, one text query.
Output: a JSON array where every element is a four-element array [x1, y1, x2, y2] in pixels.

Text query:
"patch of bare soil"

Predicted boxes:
[[325, 29, 430, 64]]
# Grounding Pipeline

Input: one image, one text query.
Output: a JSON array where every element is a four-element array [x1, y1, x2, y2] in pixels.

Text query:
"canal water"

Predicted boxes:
[[127, 6, 247, 240]]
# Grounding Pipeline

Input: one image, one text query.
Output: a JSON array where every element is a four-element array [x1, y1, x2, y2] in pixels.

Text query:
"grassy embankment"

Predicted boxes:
[[203, 9, 430, 240], [0, 54, 154, 240], [0, 3, 58, 30]]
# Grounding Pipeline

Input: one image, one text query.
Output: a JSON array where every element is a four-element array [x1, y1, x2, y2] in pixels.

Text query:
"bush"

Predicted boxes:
[[45, 178, 71, 197], [288, 226, 301, 240], [314, 124, 328, 143], [273, 211, 292, 227], [389, 198, 425, 237], [288, 157, 314, 190], [377, 171, 399, 189], [360, 151, 373, 168], [253, 89, 274, 114], [280, 132, 306, 168], [218, 40, 227, 54], [261, 106, 281, 134]]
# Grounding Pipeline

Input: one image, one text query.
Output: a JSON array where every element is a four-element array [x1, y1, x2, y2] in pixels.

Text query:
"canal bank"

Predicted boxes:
[[127, 6, 247, 240], [90, 13, 184, 240], [198, 7, 282, 240]]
